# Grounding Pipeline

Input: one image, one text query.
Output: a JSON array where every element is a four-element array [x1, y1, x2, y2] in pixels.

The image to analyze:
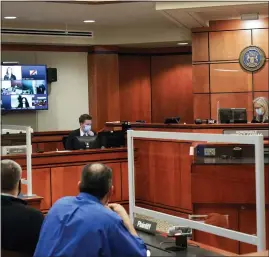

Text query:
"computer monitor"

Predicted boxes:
[[73, 135, 100, 150], [98, 131, 125, 148], [218, 108, 247, 124]]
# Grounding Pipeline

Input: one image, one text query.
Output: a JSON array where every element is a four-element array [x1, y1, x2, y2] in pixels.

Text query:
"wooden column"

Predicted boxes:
[[88, 46, 120, 131]]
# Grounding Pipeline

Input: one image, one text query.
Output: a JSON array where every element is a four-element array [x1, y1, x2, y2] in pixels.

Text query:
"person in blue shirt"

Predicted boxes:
[[34, 163, 147, 257]]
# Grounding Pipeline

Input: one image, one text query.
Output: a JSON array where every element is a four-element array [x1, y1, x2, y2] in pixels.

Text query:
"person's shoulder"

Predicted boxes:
[[68, 128, 80, 136], [102, 207, 123, 224], [24, 205, 44, 220], [53, 196, 75, 206]]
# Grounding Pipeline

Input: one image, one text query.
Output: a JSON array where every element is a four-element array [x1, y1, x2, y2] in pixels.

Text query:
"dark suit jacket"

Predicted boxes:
[[66, 128, 96, 150], [251, 117, 269, 123], [1, 195, 44, 255]]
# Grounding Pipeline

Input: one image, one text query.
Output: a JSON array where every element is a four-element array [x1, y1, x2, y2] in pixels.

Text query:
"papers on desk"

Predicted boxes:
[[55, 150, 72, 153]]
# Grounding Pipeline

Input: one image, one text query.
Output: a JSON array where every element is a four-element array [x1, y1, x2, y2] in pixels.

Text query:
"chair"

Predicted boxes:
[[62, 136, 68, 150]]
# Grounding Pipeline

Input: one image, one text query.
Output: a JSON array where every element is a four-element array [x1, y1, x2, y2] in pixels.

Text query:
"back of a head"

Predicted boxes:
[[1, 159, 22, 194], [79, 163, 112, 199]]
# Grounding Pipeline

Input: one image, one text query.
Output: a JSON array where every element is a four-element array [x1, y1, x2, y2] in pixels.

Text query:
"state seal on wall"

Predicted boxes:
[[239, 46, 266, 72]]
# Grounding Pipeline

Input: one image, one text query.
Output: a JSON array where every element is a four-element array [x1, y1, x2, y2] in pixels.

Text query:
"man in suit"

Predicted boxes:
[[66, 114, 95, 150], [1, 159, 44, 255]]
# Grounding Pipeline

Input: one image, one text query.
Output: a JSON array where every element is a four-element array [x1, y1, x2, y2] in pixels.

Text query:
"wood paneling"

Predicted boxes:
[[109, 163, 122, 202], [119, 46, 192, 54], [253, 61, 269, 91], [119, 55, 151, 122], [51, 165, 82, 204], [88, 53, 120, 131], [239, 208, 269, 254], [192, 32, 209, 62], [193, 19, 268, 119], [50, 162, 122, 205], [135, 139, 192, 211], [210, 63, 252, 93], [105, 121, 269, 131], [192, 65, 209, 93], [151, 55, 193, 123], [21, 168, 51, 210], [192, 165, 269, 204], [4, 148, 128, 212], [211, 93, 253, 121], [1, 44, 89, 52], [193, 205, 239, 253], [121, 162, 129, 201], [254, 91, 269, 101], [253, 28, 269, 57], [194, 94, 210, 119], [209, 30, 251, 61]]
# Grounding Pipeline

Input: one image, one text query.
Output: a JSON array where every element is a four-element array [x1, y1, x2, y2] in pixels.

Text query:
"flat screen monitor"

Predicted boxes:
[[73, 135, 100, 150], [1, 65, 48, 111], [218, 108, 247, 124], [98, 131, 125, 148]]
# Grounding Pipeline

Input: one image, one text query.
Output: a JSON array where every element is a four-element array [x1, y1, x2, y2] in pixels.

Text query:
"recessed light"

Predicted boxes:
[[4, 16, 17, 20], [83, 20, 95, 23], [177, 42, 188, 45]]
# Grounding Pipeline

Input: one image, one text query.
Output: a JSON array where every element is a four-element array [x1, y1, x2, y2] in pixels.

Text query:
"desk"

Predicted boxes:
[[2, 148, 128, 213], [138, 231, 236, 256], [105, 122, 269, 254]]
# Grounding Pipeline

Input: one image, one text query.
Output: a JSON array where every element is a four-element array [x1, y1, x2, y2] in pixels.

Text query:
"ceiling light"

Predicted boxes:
[[4, 16, 17, 20], [177, 42, 188, 45], [83, 20, 95, 23]]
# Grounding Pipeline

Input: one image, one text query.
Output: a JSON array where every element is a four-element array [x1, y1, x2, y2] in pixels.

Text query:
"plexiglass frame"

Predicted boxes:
[[127, 130, 266, 251]]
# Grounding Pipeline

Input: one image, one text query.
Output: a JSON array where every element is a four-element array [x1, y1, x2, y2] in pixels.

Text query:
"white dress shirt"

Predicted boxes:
[[80, 129, 94, 137]]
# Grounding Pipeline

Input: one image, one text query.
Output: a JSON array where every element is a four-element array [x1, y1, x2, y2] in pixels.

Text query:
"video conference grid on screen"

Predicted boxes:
[[1, 65, 48, 111]]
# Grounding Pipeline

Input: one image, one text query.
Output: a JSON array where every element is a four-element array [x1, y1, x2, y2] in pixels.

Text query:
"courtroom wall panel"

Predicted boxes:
[[192, 19, 269, 120], [253, 28, 268, 57], [88, 53, 120, 131], [210, 63, 252, 93], [253, 61, 269, 91], [193, 94, 210, 120], [254, 91, 269, 101], [192, 64, 209, 93], [192, 32, 209, 62], [119, 55, 151, 122], [151, 54, 193, 123], [209, 30, 251, 61]]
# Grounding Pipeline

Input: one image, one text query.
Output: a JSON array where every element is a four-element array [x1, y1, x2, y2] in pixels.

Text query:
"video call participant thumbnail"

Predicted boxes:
[[11, 95, 33, 109], [2, 66, 22, 81], [66, 114, 95, 150]]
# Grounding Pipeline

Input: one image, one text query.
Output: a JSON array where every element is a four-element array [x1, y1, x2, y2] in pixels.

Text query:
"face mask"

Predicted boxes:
[[256, 108, 264, 116], [83, 125, 91, 133]]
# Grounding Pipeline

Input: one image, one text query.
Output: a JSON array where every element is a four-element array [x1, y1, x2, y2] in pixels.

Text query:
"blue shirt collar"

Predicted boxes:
[[77, 192, 102, 204]]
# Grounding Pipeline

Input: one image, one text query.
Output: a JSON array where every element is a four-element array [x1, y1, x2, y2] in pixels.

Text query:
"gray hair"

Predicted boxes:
[[253, 97, 269, 122], [1, 160, 22, 192]]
